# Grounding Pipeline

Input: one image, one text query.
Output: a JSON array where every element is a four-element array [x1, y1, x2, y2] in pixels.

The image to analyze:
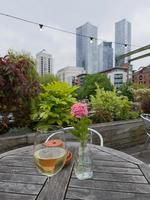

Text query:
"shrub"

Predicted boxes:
[[39, 73, 60, 85], [90, 87, 139, 123], [0, 50, 40, 131], [31, 81, 78, 131], [118, 83, 134, 101], [77, 73, 113, 99]]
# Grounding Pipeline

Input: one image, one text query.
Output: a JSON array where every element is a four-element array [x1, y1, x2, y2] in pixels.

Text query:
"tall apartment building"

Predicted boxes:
[[57, 66, 85, 85], [115, 19, 131, 66], [98, 41, 113, 72], [36, 49, 53, 76], [76, 22, 98, 74]]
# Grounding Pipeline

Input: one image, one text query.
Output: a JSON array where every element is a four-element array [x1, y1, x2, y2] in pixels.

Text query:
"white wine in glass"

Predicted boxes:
[[34, 146, 67, 176], [33, 130, 67, 199]]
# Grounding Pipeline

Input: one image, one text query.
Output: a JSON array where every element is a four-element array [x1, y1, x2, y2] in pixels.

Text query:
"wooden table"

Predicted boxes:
[[1, 143, 150, 200]]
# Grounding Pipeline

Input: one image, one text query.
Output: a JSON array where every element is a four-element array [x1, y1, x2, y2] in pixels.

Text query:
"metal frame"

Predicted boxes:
[[141, 114, 150, 150], [45, 127, 103, 147]]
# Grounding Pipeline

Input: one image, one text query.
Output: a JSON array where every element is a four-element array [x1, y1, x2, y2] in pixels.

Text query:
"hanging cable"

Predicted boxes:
[[0, 12, 141, 48]]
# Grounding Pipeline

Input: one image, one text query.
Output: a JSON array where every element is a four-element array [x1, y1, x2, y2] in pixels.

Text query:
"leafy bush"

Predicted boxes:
[[141, 96, 150, 114], [90, 87, 139, 123], [31, 81, 78, 131], [133, 88, 150, 102], [0, 50, 40, 131], [39, 73, 60, 85], [118, 83, 134, 101], [78, 73, 113, 99]]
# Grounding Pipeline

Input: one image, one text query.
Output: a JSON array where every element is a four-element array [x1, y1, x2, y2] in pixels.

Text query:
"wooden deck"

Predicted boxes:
[[0, 143, 150, 199]]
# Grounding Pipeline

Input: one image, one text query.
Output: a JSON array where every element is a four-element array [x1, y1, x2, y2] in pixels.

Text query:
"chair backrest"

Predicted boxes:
[[141, 114, 150, 136], [45, 127, 103, 147]]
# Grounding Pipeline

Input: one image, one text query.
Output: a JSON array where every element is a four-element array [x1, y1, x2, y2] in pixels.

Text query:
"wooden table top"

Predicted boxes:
[[1, 143, 150, 200]]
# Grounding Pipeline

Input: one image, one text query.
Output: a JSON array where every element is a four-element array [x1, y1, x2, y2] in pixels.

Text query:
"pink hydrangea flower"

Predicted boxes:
[[71, 103, 88, 118]]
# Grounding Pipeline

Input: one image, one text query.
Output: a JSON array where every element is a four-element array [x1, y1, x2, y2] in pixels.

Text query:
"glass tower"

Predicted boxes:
[[98, 41, 113, 72], [76, 22, 98, 74], [115, 19, 131, 66]]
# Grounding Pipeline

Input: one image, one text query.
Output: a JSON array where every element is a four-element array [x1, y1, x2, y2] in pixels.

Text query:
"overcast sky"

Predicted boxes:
[[0, 0, 150, 73]]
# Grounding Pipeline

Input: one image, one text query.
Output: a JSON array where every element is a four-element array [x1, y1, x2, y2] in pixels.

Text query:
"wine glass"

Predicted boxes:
[[33, 130, 67, 199]]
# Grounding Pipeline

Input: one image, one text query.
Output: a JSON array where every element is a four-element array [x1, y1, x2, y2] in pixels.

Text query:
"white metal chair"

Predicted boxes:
[[45, 127, 103, 147], [141, 114, 150, 150]]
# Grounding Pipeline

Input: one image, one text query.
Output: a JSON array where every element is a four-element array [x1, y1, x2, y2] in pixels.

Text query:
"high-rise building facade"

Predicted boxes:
[[115, 19, 131, 66], [76, 22, 98, 74], [98, 41, 113, 72], [36, 49, 53, 76]]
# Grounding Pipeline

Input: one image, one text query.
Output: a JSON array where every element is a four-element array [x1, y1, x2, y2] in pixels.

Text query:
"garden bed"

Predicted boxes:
[[0, 119, 145, 153]]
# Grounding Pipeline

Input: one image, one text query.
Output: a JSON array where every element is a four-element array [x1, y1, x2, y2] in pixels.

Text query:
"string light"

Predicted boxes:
[[39, 24, 43, 31], [0, 12, 142, 48], [90, 37, 94, 44]]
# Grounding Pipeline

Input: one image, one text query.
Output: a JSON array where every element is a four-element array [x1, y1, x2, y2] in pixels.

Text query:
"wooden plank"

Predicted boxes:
[[0, 172, 46, 184], [0, 181, 43, 195], [69, 178, 150, 194], [0, 154, 34, 168], [37, 160, 74, 200], [139, 163, 150, 184], [0, 192, 36, 200], [93, 165, 142, 175], [0, 146, 33, 159], [93, 160, 138, 168], [0, 165, 39, 175], [66, 187, 150, 200], [93, 154, 126, 162], [93, 146, 143, 165], [71, 172, 147, 183]]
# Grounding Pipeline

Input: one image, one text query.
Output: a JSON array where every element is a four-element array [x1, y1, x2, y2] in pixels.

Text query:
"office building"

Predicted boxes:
[[57, 66, 85, 85], [36, 49, 53, 76], [115, 19, 131, 66], [76, 22, 98, 74], [98, 41, 113, 72]]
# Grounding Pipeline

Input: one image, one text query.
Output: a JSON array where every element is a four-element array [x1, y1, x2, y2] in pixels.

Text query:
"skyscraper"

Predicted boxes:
[[36, 49, 53, 76], [76, 22, 98, 74], [98, 41, 113, 72], [115, 19, 131, 66]]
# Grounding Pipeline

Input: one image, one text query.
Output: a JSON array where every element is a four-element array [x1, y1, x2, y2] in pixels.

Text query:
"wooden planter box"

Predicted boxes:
[[0, 119, 145, 153]]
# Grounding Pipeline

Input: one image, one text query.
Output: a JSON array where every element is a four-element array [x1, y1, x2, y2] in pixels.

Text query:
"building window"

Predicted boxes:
[[114, 73, 123, 88], [41, 57, 43, 76], [139, 75, 143, 80], [48, 58, 51, 73]]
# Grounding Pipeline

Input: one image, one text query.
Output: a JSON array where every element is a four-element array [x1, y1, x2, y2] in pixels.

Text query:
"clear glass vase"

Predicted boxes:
[[74, 142, 93, 180]]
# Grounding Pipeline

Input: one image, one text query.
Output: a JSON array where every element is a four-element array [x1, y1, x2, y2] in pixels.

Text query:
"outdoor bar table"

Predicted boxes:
[[1, 143, 150, 200]]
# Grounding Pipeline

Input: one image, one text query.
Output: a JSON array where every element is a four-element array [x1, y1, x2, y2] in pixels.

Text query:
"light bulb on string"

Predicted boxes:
[[90, 37, 94, 44], [39, 24, 43, 31]]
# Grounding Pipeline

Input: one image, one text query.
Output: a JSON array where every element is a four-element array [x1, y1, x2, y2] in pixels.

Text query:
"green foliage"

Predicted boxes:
[[133, 88, 150, 102], [39, 73, 60, 85], [71, 117, 91, 145], [31, 81, 78, 131], [91, 87, 139, 123], [118, 83, 134, 101], [0, 50, 40, 130], [77, 73, 113, 99], [135, 89, 150, 113]]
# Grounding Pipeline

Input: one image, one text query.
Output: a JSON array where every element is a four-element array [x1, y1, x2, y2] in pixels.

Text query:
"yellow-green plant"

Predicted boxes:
[[31, 81, 78, 131], [91, 87, 139, 123]]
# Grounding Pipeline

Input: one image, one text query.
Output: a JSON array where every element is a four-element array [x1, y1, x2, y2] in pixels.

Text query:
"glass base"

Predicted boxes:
[[75, 165, 93, 180]]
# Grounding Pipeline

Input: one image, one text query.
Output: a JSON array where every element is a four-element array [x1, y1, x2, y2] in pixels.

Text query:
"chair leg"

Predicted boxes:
[[139, 136, 150, 156], [144, 136, 150, 150]]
